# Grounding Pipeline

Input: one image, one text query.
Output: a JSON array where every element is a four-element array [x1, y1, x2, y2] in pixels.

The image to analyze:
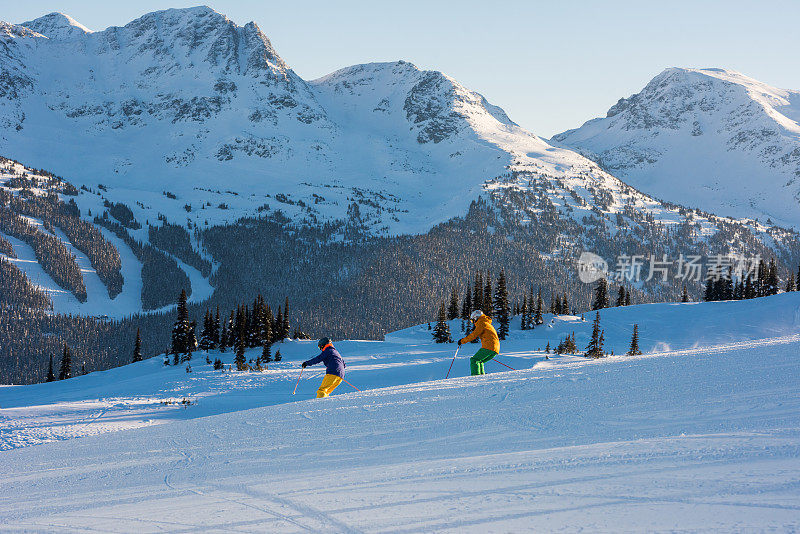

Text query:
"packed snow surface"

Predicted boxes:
[[1, 294, 800, 531]]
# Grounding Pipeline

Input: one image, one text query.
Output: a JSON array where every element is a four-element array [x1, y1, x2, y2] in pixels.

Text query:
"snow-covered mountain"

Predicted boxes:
[[6, 8, 788, 241], [0, 7, 553, 234], [552, 68, 800, 229]]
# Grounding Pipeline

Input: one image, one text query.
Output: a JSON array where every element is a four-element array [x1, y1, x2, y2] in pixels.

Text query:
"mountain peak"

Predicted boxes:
[[21, 12, 92, 39]]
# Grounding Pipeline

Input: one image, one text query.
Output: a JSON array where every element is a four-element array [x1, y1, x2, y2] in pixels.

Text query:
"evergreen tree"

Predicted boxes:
[[744, 274, 756, 300], [219, 320, 229, 352], [274, 307, 284, 343], [787, 272, 796, 293], [234, 322, 247, 371], [212, 307, 220, 348], [170, 289, 191, 361], [797, 265, 800, 292], [704, 278, 715, 301], [58, 343, 71, 380], [561, 293, 570, 315], [544, 342, 550, 354], [46, 354, 55, 382], [274, 350, 282, 362], [461, 284, 472, 321], [261, 341, 272, 365], [585, 312, 604, 358], [185, 320, 197, 362], [494, 271, 510, 340], [132, 328, 142, 362], [520, 296, 529, 330], [627, 324, 642, 355], [563, 332, 578, 354], [433, 302, 452, 343], [616, 285, 626, 307], [198, 311, 214, 350], [592, 278, 609, 310], [624, 290, 631, 306], [448, 287, 459, 320], [482, 273, 492, 317], [681, 285, 690, 303], [473, 271, 483, 314], [283, 297, 291, 339], [534, 288, 544, 325], [550, 292, 558, 314], [765, 258, 779, 296]]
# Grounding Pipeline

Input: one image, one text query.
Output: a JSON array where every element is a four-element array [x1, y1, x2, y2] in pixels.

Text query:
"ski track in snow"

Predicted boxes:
[[2, 295, 800, 531]]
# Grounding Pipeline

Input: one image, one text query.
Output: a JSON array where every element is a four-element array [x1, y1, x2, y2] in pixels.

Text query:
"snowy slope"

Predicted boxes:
[[0, 159, 213, 317], [1, 294, 800, 531], [553, 68, 800, 228]]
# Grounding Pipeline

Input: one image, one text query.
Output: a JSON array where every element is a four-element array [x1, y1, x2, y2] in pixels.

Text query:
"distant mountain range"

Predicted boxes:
[[553, 68, 800, 229]]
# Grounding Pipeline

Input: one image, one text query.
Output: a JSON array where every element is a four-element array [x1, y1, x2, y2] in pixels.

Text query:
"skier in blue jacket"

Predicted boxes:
[[302, 338, 346, 398]]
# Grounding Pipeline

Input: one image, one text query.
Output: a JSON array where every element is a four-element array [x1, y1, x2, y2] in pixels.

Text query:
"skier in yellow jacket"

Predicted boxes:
[[458, 310, 500, 375]]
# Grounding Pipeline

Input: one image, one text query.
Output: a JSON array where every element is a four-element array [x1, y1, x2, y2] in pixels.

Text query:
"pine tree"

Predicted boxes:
[[704, 278, 715, 301], [448, 287, 459, 320], [625, 290, 631, 306], [46, 354, 55, 382], [483, 273, 492, 317], [185, 320, 197, 362], [198, 311, 214, 350], [473, 271, 483, 314], [219, 320, 229, 352], [283, 297, 291, 339], [627, 324, 642, 355], [212, 307, 220, 348], [544, 342, 550, 354], [787, 272, 797, 292], [171, 289, 190, 360], [585, 312, 604, 358], [274, 307, 284, 343], [550, 292, 558, 314], [234, 322, 247, 371], [561, 293, 570, 315], [534, 288, 544, 325], [494, 271, 510, 340], [58, 343, 72, 380], [132, 328, 142, 362], [681, 285, 690, 302], [261, 341, 272, 365], [433, 302, 452, 343], [616, 285, 626, 307], [764, 258, 779, 296], [461, 284, 472, 320], [592, 278, 609, 310], [274, 350, 282, 362], [520, 296, 529, 330]]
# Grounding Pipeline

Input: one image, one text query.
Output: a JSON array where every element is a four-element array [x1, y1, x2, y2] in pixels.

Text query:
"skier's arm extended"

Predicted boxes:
[[302, 352, 324, 368], [459, 323, 484, 345]]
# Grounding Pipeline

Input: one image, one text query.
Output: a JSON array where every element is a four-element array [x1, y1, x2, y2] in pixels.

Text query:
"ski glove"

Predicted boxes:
[[301, 362, 307, 369]]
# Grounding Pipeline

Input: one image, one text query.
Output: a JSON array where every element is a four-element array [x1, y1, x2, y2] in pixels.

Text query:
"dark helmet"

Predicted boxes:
[[318, 337, 331, 349]]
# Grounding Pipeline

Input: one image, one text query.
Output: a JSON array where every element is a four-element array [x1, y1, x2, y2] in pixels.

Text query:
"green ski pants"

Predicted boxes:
[[470, 348, 498, 376]]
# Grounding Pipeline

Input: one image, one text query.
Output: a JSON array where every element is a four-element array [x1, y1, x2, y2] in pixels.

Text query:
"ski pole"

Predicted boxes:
[[491, 357, 517, 371], [341, 378, 361, 392], [292, 367, 303, 395], [445, 345, 460, 379]]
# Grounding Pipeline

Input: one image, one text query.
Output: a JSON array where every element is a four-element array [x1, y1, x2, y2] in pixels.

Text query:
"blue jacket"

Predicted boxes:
[[303, 345, 345, 378]]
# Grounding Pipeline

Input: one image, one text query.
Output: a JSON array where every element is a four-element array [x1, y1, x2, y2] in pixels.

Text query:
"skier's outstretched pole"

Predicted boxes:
[[342, 378, 361, 392], [491, 357, 517, 371], [445, 345, 460, 379], [292, 367, 303, 395]]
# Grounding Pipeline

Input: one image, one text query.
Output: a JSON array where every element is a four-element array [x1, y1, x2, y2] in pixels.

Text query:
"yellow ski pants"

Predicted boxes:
[[317, 374, 343, 398]]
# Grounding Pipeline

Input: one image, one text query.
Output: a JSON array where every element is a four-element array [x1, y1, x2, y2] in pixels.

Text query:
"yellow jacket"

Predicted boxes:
[[459, 315, 500, 353]]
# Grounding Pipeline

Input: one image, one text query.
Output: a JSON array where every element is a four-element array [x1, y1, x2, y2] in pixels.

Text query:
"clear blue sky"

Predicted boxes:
[[4, 0, 799, 137]]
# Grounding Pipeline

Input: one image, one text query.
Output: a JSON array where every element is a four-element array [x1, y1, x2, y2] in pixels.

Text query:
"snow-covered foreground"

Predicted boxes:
[[2, 295, 800, 531]]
